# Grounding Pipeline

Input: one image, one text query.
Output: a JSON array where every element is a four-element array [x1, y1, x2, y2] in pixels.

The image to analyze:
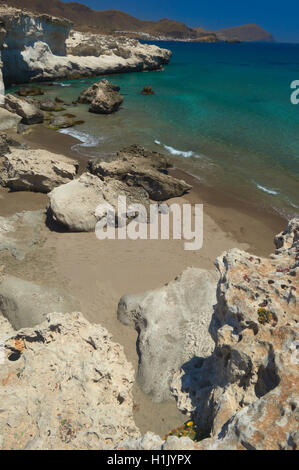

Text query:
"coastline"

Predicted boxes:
[[0, 124, 286, 436]]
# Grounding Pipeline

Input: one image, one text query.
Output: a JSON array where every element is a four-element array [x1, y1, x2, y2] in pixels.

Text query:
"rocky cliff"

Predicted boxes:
[[0, 6, 171, 87]]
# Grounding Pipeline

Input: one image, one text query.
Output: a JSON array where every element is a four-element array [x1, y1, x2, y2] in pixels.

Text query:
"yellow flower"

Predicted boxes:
[[186, 421, 194, 427]]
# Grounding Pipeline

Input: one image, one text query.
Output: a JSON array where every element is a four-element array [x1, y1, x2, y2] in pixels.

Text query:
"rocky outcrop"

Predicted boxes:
[[5, 94, 43, 124], [0, 7, 171, 86], [169, 218, 299, 450], [118, 268, 218, 402], [0, 209, 45, 260], [48, 172, 150, 232], [66, 30, 171, 69], [0, 312, 140, 449], [78, 79, 123, 114], [0, 148, 78, 192], [88, 144, 191, 201], [0, 271, 78, 329], [0, 132, 27, 156]]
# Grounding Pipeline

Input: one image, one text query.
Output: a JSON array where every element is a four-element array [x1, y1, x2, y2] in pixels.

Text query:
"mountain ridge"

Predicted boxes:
[[0, 0, 274, 41]]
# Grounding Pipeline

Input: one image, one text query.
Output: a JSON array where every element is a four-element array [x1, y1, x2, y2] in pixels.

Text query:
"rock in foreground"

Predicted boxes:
[[48, 172, 150, 232], [78, 79, 123, 114], [0, 107, 22, 131], [118, 267, 218, 402], [170, 218, 299, 449], [0, 149, 78, 192], [0, 312, 139, 449]]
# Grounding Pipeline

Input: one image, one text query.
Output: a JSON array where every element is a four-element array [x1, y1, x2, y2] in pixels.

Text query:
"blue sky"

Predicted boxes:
[[64, 1, 299, 42]]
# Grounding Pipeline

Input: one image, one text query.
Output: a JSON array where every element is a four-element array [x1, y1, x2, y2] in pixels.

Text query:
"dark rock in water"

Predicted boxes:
[[39, 99, 64, 112], [78, 79, 123, 114], [17, 86, 44, 97], [48, 115, 76, 129], [141, 86, 155, 95]]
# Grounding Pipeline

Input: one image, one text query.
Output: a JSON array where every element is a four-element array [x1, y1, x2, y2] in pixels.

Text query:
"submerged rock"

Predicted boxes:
[[39, 99, 64, 112], [48, 172, 150, 232], [89, 144, 191, 200], [141, 86, 155, 95], [0, 312, 139, 449], [78, 79, 123, 114], [5, 94, 44, 125], [118, 267, 218, 402], [17, 86, 44, 97], [0, 148, 78, 193]]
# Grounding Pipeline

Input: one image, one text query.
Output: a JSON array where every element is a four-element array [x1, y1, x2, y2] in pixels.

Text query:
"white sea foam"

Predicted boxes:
[[154, 140, 200, 158], [56, 82, 71, 87], [255, 182, 279, 195], [59, 128, 101, 148]]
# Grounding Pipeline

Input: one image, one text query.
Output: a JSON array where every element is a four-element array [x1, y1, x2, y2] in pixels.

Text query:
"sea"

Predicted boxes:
[[8, 41, 299, 218]]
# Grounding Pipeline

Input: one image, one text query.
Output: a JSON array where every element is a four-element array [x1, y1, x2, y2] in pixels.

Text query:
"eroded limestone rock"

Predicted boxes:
[[0, 148, 78, 192], [0, 312, 140, 449], [118, 267, 218, 402]]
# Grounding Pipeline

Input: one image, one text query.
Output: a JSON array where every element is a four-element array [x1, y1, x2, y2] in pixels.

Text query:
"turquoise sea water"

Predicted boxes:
[[8, 41, 299, 217]]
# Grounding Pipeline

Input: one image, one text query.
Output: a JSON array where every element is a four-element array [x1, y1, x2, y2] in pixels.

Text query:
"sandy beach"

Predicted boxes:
[[0, 124, 286, 436]]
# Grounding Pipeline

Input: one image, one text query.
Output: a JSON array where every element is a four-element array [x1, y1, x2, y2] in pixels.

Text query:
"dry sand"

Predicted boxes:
[[0, 125, 286, 436]]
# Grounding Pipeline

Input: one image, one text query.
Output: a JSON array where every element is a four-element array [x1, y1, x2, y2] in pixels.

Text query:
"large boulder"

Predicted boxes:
[[0, 148, 78, 192], [48, 172, 150, 232], [0, 272, 78, 329], [170, 218, 299, 449], [0, 107, 22, 131], [0, 210, 46, 260], [78, 79, 123, 114], [0, 312, 139, 449], [117, 267, 218, 402], [88, 144, 191, 201], [5, 94, 44, 125]]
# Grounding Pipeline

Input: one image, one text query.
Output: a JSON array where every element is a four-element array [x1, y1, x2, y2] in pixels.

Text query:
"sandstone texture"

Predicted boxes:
[[78, 79, 123, 114], [88, 144, 191, 201], [118, 267, 218, 402], [0, 148, 78, 192], [0, 312, 140, 449], [48, 172, 150, 232], [5, 94, 44, 124]]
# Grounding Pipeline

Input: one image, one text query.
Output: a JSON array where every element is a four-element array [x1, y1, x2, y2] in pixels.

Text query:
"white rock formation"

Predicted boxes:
[[118, 267, 218, 402], [48, 172, 150, 232], [0, 148, 79, 192], [0, 312, 140, 449], [0, 7, 171, 86]]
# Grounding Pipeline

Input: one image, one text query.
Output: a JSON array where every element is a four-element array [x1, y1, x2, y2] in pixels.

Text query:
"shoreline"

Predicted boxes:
[[8, 124, 286, 257], [0, 123, 287, 436]]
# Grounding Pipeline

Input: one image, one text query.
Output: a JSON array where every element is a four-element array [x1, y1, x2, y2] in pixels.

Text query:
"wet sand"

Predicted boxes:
[[0, 124, 286, 436]]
